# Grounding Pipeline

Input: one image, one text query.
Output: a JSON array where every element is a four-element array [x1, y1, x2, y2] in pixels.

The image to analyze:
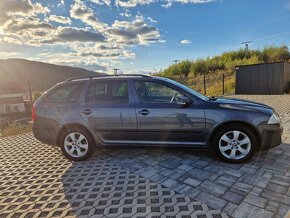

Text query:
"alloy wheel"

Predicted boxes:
[[64, 132, 89, 158], [218, 130, 251, 160]]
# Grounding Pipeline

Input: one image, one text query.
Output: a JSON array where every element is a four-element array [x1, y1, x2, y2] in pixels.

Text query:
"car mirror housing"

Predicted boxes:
[[177, 96, 192, 106]]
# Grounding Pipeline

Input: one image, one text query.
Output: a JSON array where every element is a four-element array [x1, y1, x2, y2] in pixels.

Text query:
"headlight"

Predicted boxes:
[[268, 113, 281, 124]]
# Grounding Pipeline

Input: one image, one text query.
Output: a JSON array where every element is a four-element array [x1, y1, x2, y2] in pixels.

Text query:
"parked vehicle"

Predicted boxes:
[[32, 75, 283, 163]]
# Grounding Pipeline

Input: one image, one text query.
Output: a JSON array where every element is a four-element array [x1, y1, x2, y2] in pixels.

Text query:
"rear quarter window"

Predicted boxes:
[[46, 83, 84, 102]]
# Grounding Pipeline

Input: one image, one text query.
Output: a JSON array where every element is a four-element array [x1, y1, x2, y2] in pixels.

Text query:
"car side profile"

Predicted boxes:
[[32, 75, 283, 163]]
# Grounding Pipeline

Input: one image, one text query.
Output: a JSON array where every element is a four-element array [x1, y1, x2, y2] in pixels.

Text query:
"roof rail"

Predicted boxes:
[[65, 76, 102, 82], [65, 74, 152, 82], [114, 74, 152, 78]]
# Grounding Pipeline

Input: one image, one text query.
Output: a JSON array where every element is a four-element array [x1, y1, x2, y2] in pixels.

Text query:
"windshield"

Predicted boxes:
[[162, 78, 210, 101]]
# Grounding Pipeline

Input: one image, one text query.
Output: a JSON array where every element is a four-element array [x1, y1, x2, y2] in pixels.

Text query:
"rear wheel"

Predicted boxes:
[[211, 124, 257, 163], [60, 128, 95, 161]]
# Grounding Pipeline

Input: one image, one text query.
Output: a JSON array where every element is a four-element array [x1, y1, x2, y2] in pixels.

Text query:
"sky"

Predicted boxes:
[[0, 0, 290, 74]]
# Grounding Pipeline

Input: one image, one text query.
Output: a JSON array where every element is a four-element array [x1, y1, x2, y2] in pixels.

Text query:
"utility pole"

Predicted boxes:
[[113, 68, 120, 75], [27, 79, 32, 104], [241, 41, 253, 52]]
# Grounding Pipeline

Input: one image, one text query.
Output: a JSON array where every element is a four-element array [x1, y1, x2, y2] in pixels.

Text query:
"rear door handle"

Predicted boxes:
[[81, 109, 92, 115], [138, 109, 150, 116]]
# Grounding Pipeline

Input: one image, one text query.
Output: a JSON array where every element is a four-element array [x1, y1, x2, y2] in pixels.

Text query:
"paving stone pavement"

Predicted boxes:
[[0, 134, 226, 218], [101, 95, 290, 218], [0, 95, 290, 218]]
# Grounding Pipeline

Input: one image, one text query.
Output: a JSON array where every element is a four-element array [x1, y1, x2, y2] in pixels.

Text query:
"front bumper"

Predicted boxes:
[[259, 124, 283, 150]]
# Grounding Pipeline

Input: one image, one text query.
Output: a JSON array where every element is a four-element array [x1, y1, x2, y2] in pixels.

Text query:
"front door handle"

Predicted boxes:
[[81, 109, 92, 115], [138, 109, 150, 116]]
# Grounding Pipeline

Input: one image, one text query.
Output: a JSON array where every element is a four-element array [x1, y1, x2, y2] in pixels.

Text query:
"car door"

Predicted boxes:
[[134, 80, 206, 146], [40, 82, 84, 139], [79, 79, 137, 145]]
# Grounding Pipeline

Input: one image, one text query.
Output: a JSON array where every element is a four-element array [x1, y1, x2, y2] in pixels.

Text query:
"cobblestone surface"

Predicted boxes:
[[1, 95, 290, 218], [0, 135, 226, 218], [102, 95, 290, 218]]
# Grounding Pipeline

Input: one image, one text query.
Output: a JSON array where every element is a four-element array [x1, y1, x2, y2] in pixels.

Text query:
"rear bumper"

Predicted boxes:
[[32, 123, 57, 145], [259, 124, 283, 150]]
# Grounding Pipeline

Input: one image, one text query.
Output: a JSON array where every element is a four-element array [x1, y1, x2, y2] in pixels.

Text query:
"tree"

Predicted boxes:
[[191, 59, 207, 75], [262, 46, 290, 62], [179, 60, 192, 78], [158, 45, 290, 79]]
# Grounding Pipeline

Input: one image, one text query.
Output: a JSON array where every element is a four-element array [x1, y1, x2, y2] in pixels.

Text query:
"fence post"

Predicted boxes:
[[222, 74, 225, 95], [27, 79, 32, 103], [203, 73, 207, 95]]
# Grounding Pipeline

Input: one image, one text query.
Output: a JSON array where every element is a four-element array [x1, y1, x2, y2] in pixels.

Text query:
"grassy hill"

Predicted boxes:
[[156, 46, 290, 96], [0, 59, 104, 92]]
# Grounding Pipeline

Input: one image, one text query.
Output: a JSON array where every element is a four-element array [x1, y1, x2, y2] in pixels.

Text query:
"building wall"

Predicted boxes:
[[236, 65, 257, 94], [0, 93, 26, 114], [284, 63, 290, 93], [235, 62, 285, 95], [0, 103, 25, 114]]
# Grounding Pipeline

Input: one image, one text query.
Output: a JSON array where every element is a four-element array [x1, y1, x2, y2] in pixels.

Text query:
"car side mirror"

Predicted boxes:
[[177, 96, 192, 107]]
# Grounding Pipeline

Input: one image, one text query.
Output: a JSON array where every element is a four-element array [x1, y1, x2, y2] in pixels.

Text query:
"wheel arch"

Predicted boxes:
[[208, 121, 261, 149], [57, 123, 96, 147]]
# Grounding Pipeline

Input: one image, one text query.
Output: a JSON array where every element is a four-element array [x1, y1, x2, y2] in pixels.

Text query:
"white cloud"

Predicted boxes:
[[108, 15, 162, 45], [58, 0, 65, 7], [0, 0, 49, 24], [147, 16, 157, 23], [162, 0, 215, 8], [115, 0, 215, 8], [180, 39, 192, 44], [38, 27, 106, 44], [0, 0, 164, 72], [0, 51, 20, 59], [115, 0, 156, 8], [69, 2, 162, 46], [32, 2, 50, 14], [90, 0, 111, 7], [70, 0, 108, 31], [69, 42, 135, 60], [48, 15, 72, 24], [120, 12, 132, 17], [48, 56, 109, 72]]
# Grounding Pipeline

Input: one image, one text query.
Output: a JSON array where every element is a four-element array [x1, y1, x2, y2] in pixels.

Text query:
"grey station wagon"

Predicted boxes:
[[32, 75, 283, 163]]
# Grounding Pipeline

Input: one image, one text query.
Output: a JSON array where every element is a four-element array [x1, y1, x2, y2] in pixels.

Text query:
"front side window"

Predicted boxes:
[[135, 81, 183, 104], [46, 83, 83, 102], [86, 80, 128, 103]]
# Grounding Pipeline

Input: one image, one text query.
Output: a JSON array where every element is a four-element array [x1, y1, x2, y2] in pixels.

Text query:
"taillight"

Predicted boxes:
[[32, 106, 36, 122]]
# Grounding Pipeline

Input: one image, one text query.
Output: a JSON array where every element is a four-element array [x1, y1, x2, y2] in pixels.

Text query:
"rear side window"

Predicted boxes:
[[86, 80, 128, 103], [86, 82, 108, 103], [46, 83, 83, 102]]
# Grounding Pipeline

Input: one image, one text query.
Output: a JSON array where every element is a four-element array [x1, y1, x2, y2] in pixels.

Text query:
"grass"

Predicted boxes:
[[165, 71, 235, 97], [206, 76, 235, 96], [0, 124, 32, 138]]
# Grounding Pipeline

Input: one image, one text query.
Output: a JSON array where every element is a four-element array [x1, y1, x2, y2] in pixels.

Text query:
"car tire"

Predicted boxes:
[[211, 124, 257, 163], [60, 128, 95, 161]]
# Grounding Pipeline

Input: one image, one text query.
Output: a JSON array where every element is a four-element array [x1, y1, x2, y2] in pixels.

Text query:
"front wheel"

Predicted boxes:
[[211, 125, 257, 163], [60, 128, 95, 161]]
